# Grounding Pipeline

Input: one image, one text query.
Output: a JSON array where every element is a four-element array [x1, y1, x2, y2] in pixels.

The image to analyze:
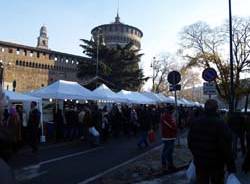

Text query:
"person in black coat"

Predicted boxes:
[[27, 101, 41, 153], [242, 114, 250, 173], [137, 106, 151, 148], [53, 107, 64, 141], [228, 112, 246, 158], [188, 99, 236, 184]]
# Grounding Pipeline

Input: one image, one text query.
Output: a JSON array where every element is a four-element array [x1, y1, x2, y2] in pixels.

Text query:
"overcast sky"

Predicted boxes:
[[1, 0, 250, 90]]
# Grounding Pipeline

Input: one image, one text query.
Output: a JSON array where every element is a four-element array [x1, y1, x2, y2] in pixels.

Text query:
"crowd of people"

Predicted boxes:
[[0, 95, 249, 183], [52, 103, 190, 145]]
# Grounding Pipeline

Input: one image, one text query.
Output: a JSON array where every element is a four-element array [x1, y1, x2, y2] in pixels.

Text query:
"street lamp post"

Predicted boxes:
[[95, 28, 105, 87], [151, 57, 156, 92], [229, 0, 235, 113], [96, 29, 101, 78]]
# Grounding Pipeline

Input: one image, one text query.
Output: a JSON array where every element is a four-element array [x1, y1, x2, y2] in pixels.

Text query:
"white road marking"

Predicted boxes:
[[15, 147, 103, 181], [39, 147, 103, 165], [78, 145, 162, 184]]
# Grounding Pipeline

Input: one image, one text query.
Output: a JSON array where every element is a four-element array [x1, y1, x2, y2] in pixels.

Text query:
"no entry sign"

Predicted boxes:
[[202, 68, 217, 82]]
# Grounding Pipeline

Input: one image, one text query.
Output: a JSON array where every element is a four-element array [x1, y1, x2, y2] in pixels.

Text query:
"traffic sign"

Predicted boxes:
[[202, 68, 217, 82], [167, 71, 181, 85], [169, 84, 181, 91], [203, 82, 216, 95]]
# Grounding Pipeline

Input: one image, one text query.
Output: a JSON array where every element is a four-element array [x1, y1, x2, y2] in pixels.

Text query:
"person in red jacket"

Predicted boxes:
[[160, 105, 177, 170]]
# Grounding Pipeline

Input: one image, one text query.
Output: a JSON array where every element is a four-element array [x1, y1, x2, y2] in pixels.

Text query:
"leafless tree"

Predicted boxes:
[[179, 17, 250, 108]]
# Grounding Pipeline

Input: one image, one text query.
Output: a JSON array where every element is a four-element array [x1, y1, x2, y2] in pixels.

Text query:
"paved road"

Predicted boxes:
[[10, 135, 161, 184]]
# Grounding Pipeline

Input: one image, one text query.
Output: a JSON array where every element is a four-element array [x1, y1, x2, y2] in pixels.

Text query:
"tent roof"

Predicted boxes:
[[30, 80, 95, 100], [92, 84, 127, 102], [141, 92, 163, 103], [117, 90, 155, 104], [156, 93, 175, 104], [179, 98, 195, 107], [4, 90, 41, 102]]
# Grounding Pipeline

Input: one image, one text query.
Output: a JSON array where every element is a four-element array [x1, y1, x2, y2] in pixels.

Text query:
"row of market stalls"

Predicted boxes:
[[27, 80, 203, 106], [3, 80, 203, 142]]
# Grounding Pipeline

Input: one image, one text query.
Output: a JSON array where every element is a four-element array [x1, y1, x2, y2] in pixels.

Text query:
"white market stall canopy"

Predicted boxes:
[[141, 92, 164, 103], [117, 90, 155, 104], [30, 80, 96, 100], [156, 93, 175, 104], [92, 84, 128, 103], [4, 90, 41, 103], [168, 96, 186, 105], [179, 98, 194, 107]]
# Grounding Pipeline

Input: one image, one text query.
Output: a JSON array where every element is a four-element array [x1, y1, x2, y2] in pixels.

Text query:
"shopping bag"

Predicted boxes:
[[148, 130, 156, 143], [186, 161, 196, 182], [89, 127, 100, 137], [226, 174, 241, 184]]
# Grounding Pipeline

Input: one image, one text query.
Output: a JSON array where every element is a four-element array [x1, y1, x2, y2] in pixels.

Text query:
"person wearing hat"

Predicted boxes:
[[160, 105, 177, 171]]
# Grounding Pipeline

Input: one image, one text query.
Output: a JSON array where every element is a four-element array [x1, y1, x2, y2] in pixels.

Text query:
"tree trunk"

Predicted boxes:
[[235, 98, 239, 111], [245, 94, 249, 113]]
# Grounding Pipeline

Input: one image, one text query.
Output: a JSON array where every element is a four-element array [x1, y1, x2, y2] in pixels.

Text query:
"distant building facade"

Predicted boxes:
[[91, 14, 143, 50], [0, 26, 89, 92]]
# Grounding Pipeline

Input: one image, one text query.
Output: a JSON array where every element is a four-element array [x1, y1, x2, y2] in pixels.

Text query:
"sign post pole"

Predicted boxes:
[[208, 82, 211, 99], [174, 86, 180, 145], [167, 71, 181, 146]]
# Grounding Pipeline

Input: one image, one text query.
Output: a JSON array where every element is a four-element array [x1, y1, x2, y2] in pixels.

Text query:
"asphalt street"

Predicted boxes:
[[10, 134, 161, 184]]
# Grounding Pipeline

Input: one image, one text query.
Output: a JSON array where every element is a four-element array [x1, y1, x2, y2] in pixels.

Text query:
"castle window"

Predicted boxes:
[[72, 60, 74, 64], [32, 62, 35, 67], [30, 51, 33, 57], [37, 52, 40, 58], [16, 60, 19, 65], [66, 59, 69, 63], [1, 48, 4, 52], [24, 50, 27, 56], [49, 54, 53, 60], [8, 48, 13, 53], [54, 57, 58, 61], [41, 64, 44, 69], [38, 64, 41, 68], [35, 63, 38, 68], [43, 52, 46, 56], [16, 49, 20, 55], [29, 62, 32, 67], [26, 62, 29, 67]]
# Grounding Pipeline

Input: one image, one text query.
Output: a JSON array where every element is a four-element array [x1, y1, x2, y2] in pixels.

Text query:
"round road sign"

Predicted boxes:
[[202, 68, 217, 82], [167, 71, 181, 85]]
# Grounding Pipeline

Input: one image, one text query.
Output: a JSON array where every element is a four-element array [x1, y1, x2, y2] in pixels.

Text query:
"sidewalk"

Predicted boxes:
[[86, 136, 250, 184], [88, 138, 192, 184], [136, 151, 250, 184]]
